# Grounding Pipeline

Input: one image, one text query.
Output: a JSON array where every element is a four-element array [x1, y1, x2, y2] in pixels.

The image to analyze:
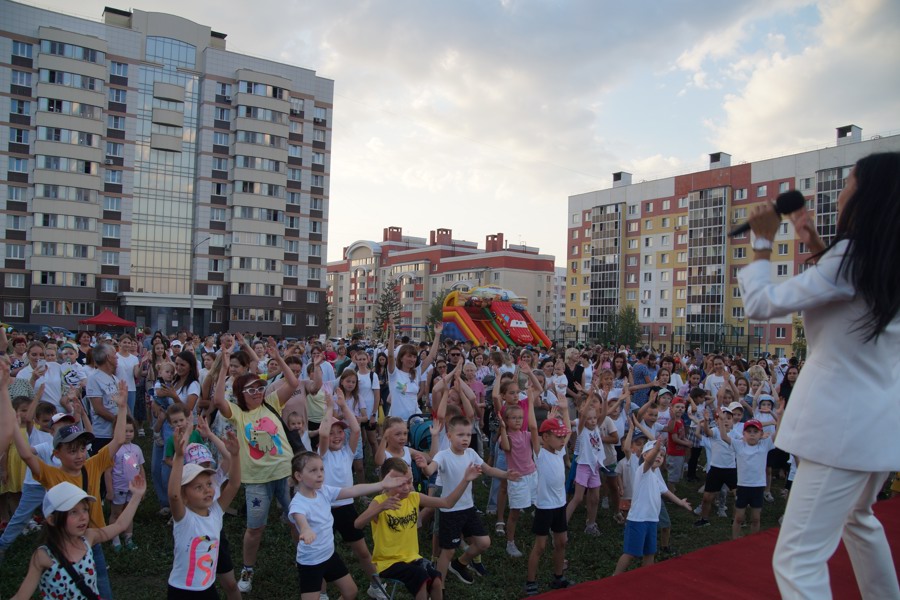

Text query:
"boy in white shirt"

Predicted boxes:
[[612, 439, 692, 576], [719, 416, 777, 539], [693, 407, 737, 527]]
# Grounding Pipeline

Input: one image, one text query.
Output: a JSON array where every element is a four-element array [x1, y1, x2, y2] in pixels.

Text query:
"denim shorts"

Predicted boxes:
[[245, 477, 291, 529]]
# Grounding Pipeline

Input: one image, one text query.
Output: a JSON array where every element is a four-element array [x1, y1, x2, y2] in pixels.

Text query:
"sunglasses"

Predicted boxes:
[[244, 386, 265, 395], [449, 353, 461, 358]]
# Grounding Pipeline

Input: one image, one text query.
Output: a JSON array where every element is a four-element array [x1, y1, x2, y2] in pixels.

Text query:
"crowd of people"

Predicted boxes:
[[0, 318, 857, 600]]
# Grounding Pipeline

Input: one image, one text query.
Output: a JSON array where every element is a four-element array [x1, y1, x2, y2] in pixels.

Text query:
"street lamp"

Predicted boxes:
[[189, 236, 211, 335]]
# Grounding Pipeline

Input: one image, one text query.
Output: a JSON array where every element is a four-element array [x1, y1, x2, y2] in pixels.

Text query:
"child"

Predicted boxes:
[[692, 407, 737, 527], [11, 477, 145, 600], [664, 401, 692, 493], [167, 422, 242, 598], [355, 457, 481, 600], [110, 416, 145, 552], [525, 404, 572, 596], [754, 394, 780, 502], [612, 439, 692, 576], [419, 415, 519, 585], [719, 416, 777, 539], [319, 391, 386, 600], [564, 394, 605, 536], [335, 369, 369, 483], [498, 398, 537, 557], [353, 349, 382, 462], [615, 415, 652, 521], [289, 445, 407, 600], [164, 404, 203, 467]]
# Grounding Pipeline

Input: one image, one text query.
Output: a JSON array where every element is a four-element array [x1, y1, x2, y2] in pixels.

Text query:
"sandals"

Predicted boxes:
[[613, 511, 626, 525], [495, 521, 506, 536]]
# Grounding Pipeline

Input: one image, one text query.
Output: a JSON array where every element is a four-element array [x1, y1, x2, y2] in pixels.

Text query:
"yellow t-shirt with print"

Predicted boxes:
[[34, 446, 113, 528], [370, 491, 422, 573], [227, 392, 292, 484]]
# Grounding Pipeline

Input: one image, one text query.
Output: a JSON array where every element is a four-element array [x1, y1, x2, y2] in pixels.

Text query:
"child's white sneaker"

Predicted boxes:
[[506, 541, 523, 558]]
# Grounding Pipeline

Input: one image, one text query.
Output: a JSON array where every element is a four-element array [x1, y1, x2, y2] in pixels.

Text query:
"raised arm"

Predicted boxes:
[[213, 350, 233, 419], [1, 362, 42, 478], [217, 430, 243, 508], [107, 381, 130, 456], [167, 425, 189, 521], [386, 322, 397, 374], [91, 472, 146, 544], [269, 338, 299, 407], [419, 323, 443, 373], [235, 333, 260, 374]]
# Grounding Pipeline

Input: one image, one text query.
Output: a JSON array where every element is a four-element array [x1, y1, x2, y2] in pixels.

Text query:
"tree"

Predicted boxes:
[[602, 306, 641, 349], [374, 278, 401, 341], [791, 314, 807, 360], [428, 288, 450, 328]]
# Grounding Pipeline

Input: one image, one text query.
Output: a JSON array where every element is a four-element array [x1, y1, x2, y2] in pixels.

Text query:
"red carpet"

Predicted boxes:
[[539, 497, 900, 599]]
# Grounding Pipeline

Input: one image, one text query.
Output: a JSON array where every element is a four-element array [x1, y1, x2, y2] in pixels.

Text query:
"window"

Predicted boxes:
[[777, 243, 789, 255], [644, 219, 653, 230], [661, 234, 670, 246], [662, 200, 670, 210], [216, 82, 231, 96], [625, 291, 637, 301], [628, 222, 638, 233], [213, 132, 230, 146], [11, 99, 30, 115], [212, 182, 228, 196], [659, 308, 668, 318], [102, 223, 120, 238], [660, 271, 670, 282], [309, 267, 321, 280], [628, 239, 638, 249], [284, 239, 299, 253], [12, 41, 33, 58], [311, 174, 324, 187], [8, 187, 24, 202], [215, 107, 231, 121], [779, 181, 790, 193], [734, 188, 747, 200], [9, 128, 29, 144], [642, 308, 651, 318], [104, 170, 122, 184], [644, 237, 653, 248], [283, 313, 296, 326], [40, 242, 58, 256], [757, 185, 767, 197], [209, 234, 225, 247], [777, 264, 788, 276], [779, 222, 789, 235], [314, 106, 327, 121], [101, 251, 119, 266], [208, 259, 224, 273], [776, 327, 786, 339], [307, 291, 320, 303], [643, 255, 653, 265], [799, 242, 809, 254], [733, 286, 742, 298], [12, 70, 32, 87], [732, 307, 745, 318], [312, 152, 325, 165], [309, 243, 322, 257], [645, 202, 653, 213], [5, 245, 25, 259], [310, 220, 322, 233], [4, 273, 24, 288], [110, 61, 128, 77], [661, 217, 670, 227], [733, 247, 746, 259], [7, 157, 28, 173], [288, 168, 302, 181], [627, 256, 638, 266], [73, 217, 90, 231], [4, 302, 24, 318], [314, 128, 326, 142], [108, 88, 127, 103], [212, 157, 229, 171], [7, 215, 25, 230], [39, 272, 56, 285], [643, 272, 652, 282], [107, 115, 125, 130], [101, 279, 119, 293], [210, 207, 226, 222], [103, 196, 121, 211], [106, 142, 123, 157]]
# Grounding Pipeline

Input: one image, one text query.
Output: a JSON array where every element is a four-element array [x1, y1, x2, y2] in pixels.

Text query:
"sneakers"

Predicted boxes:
[[601, 496, 609, 509], [137, 427, 146, 437], [448, 559, 474, 584], [238, 568, 254, 593], [764, 491, 775, 503], [693, 505, 702, 516], [584, 523, 601, 536], [694, 518, 710, 528], [367, 583, 388, 600], [717, 506, 728, 518], [613, 511, 626, 525], [125, 539, 138, 551], [524, 582, 539, 596], [23, 518, 41, 535], [506, 541, 523, 557], [470, 561, 488, 577], [550, 576, 574, 589], [112, 542, 123, 553], [319, 593, 328, 600], [495, 521, 506, 536]]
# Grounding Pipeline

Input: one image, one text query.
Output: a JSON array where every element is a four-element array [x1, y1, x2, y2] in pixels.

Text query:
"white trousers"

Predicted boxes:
[[773, 459, 899, 599]]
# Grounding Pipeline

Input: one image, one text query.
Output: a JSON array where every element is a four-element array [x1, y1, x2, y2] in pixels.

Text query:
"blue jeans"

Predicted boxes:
[[0, 484, 44, 550], [244, 477, 291, 529], [126, 390, 136, 416], [151, 440, 170, 508], [486, 443, 508, 512], [93, 542, 113, 599]]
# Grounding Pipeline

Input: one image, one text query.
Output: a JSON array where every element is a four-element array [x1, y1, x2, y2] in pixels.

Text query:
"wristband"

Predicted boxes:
[[751, 236, 773, 251]]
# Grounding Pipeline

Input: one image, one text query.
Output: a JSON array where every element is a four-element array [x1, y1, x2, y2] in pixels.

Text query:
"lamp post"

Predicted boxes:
[[188, 236, 211, 335]]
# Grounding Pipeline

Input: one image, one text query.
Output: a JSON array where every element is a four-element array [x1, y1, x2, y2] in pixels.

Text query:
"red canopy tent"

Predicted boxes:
[[78, 309, 136, 328]]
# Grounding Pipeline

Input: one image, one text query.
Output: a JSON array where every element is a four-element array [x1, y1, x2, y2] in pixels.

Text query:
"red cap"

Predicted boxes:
[[539, 418, 569, 436], [744, 419, 763, 431]]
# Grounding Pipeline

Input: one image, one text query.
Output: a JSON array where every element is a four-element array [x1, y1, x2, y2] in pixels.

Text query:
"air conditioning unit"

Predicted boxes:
[[104, 159, 114, 165], [224, 96, 231, 102]]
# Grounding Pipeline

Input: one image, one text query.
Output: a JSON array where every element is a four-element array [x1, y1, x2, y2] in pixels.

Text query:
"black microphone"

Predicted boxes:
[[729, 189, 806, 237]]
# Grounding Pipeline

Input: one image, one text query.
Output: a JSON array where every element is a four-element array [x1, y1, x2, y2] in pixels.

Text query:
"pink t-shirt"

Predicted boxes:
[[505, 429, 536, 476]]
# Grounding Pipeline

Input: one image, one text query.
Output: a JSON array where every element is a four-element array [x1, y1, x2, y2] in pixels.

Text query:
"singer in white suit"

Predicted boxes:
[[739, 151, 900, 600]]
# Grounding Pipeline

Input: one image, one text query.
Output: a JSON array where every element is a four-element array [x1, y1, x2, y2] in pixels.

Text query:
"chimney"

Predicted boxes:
[[612, 171, 632, 188], [836, 125, 862, 146], [709, 152, 731, 169], [485, 233, 504, 253], [430, 228, 452, 246], [383, 226, 402, 242]]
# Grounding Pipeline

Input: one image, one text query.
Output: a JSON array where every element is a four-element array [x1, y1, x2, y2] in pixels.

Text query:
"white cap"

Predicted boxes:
[[727, 401, 744, 413], [607, 388, 623, 400], [43, 481, 95, 517], [181, 462, 216, 486], [51, 412, 77, 425], [641, 440, 658, 455]]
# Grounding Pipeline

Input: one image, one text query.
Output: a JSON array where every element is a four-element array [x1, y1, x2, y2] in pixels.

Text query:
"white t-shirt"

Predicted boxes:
[[575, 426, 603, 472], [23, 431, 55, 487], [322, 444, 355, 508], [616, 454, 639, 500], [168, 503, 224, 592], [534, 447, 566, 510], [703, 428, 736, 469], [85, 370, 120, 438], [582, 364, 593, 390], [115, 354, 139, 392], [290, 485, 340, 565], [702, 373, 735, 398], [549, 375, 568, 398], [599, 416, 618, 467], [18, 363, 64, 413], [432, 448, 483, 513], [388, 366, 423, 420], [356, 370, 380, 416], [627, 464, 668, 522], [384, 446, 412, 467], [731, 436, 774, 487]]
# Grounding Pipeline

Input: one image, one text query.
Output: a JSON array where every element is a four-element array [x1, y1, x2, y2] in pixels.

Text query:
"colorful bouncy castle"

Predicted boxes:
[[441, 287, 552, 349]]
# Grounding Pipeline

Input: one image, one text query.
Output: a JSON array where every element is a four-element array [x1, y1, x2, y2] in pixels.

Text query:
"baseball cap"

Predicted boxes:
[[658, 389, 673, 398], [184, 443, 215, 467], [727, 401, 744, 413], [42, 481, 95, 517], [744, 419, 763, 431], [720, 405, 734, 414], [51, 412, 77, 425], [170, 340, 184, 348], [538, 418, 569, 436], [641, 440, 659, 455], [181, 462, 216, 486], [59, 343, 76, 353], [329, 421, 349, 430], [53, 424, 94, 449], [758, 394, 775, 406]]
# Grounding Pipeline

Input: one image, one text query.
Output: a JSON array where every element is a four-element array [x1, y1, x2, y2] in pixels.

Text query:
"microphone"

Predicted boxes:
[[729, 189, 806, 237]]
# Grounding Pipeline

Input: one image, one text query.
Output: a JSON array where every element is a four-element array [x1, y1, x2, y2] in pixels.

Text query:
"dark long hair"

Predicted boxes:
[[174, 350, 200, 392], [823, 152, 900, 341]]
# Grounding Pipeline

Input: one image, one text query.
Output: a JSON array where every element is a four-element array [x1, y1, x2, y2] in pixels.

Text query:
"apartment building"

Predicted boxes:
[[566, 126, 900, 358], [0, 1, 332, 335], [327, 228, 555, 340]]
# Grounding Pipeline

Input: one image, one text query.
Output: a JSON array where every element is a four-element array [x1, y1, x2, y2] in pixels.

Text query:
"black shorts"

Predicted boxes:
[[735, 486, 765, 509], [380, 559, 441, 596], [532, 506, 567, 536], [704, 467, 738, 493], [216, 528, 233, 575], [331, 503, 365, 543], [297, 552, 349, 594], [438, 507, 487, 550], [167, 584, 219, 599]]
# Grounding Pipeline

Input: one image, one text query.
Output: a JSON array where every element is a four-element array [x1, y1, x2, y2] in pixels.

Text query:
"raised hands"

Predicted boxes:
[[128, 471, 148, 498], [463, 462, 482, 482], [374, 494, 402, 513], [114, 380, 129, 410]]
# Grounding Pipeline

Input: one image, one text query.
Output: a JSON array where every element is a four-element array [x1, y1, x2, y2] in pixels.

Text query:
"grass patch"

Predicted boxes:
[[0, 436, 788, 599]]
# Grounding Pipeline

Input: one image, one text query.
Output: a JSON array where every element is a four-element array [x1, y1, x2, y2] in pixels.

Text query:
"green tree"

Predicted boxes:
[[602, 306, 641, 348], [374, 278, 401, 341], [428, 288, 450, 327], [791, 314, 807, 360]]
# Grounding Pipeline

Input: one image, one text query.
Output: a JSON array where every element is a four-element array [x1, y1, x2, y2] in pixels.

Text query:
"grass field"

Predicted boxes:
[[0, 435, 789, 599]]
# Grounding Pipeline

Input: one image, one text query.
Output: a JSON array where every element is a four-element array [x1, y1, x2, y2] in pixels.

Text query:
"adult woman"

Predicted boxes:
[[75, 331, 93, 366], [155, 350, 201, 417], [563, 347, 584, 416], [8, 336, 27, 378], [16, 341, 66, 413], [386, 322, 442, 420], [213, 340, 299, 594], [473, 351, 491, 382], [115, 334, 140, 417], [610, 352, 632, 390], [742, 152, 900, 599], [373, 353, 391, 416]]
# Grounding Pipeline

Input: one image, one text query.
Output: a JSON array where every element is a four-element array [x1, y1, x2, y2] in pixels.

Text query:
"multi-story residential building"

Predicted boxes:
[[566, 126, 900, 358], [327, 228, 555, 340], [549, 266, 567, 342], [0, 1, 332, 335]]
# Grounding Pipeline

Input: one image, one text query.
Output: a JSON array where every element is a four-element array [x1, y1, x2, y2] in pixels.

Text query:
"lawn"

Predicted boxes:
[[0, 436, 788, 599]]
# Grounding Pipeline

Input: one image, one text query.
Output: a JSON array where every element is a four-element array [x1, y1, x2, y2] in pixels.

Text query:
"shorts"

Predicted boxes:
[[297, 552, 349, 594], [216, 529, 233, 575], [623, 520, 657, 557], [167, 584, 219, 599], [735, 485, 765, 509], [615, 445, 625, 462], [600, 464, 618, 478], [574, 463, 601, 489], [657, 502, 670, 530], [532, 505, 567, 536], [507, 471, 538, 510], [111, 488, 133, 506], [438, 507, 487, 550], [331, 503, 365, 543], [380, 559, 441, 596], [704, 467, 738, 493], [244, 477, 291, 529], [666, 455, 686, 484]]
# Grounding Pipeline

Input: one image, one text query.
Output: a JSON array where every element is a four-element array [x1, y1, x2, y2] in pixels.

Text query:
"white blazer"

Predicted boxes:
[[738, 240, 900, 472]]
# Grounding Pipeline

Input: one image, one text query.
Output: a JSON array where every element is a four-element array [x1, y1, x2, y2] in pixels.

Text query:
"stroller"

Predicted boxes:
[[407, 414, 432, 492]]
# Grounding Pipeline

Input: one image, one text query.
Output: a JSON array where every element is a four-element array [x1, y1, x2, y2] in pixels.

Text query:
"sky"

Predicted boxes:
[[30, 0, 900, 265]]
